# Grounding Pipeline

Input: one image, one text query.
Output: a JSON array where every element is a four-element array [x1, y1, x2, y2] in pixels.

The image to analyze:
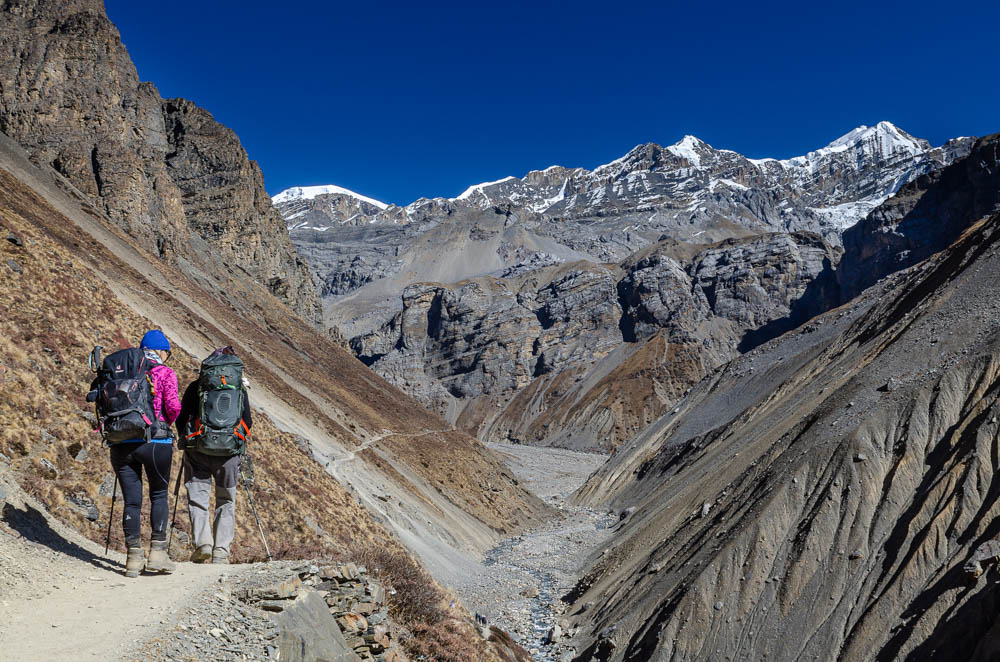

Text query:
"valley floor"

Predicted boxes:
[[452, 443, 613, 660]]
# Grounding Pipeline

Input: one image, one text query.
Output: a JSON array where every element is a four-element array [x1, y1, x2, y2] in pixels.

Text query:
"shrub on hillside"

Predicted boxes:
[[350, 544, 446, 626]]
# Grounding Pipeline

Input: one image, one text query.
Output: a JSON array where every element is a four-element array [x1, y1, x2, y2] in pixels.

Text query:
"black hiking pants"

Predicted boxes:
[[109, 441, 174, 545]]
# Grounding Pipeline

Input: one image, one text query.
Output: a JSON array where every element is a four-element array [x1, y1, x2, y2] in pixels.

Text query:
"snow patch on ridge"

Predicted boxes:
[[453, 176, 517, 201], [273, 185, 389, 210], [531, 178, 569, 213], [810, 200, 882, 230]]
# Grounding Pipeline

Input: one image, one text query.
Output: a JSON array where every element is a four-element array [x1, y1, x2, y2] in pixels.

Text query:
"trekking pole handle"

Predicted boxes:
[[89, 345, 103, 373]]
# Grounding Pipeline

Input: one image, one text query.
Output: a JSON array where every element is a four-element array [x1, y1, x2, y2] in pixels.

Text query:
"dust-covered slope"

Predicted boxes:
[[0, 128, 545, 584], [565, 206, 1000, 657]]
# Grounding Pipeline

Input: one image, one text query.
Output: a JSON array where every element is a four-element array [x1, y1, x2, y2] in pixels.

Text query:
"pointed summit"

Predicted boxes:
[[820, 121, 927, 158], [666, 135, 710, 166]]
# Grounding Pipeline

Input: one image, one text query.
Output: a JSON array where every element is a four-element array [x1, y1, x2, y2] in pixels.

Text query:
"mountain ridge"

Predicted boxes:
[[0, 0, 320, 322], [279, 122, 975, 452], [279, 121, 967, 234]]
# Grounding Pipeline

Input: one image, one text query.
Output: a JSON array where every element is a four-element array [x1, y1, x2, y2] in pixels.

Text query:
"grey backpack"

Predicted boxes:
[[187, 352, 248, 456]]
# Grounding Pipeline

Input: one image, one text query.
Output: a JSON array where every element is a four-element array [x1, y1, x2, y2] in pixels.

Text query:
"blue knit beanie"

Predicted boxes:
[[140, 329, 171, 351]]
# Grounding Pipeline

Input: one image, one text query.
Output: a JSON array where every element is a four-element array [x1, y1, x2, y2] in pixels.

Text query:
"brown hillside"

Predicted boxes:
[[0, 164, 390, 560], [0, 129, 545, 571]]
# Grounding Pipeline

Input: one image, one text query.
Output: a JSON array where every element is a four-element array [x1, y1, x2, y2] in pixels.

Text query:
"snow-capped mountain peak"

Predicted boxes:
[[276, 123, 973, 245], [787, 121, 928, 165], [272, 185, 388, 210], [666, 135, 709, 166]]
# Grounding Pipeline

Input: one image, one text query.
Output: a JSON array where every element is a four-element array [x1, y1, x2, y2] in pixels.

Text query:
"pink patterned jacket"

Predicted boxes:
[[150, 363, 181, 425]]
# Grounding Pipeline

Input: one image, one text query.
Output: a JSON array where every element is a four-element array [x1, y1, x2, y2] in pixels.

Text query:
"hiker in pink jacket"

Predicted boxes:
[[108, 330, 182, 577]]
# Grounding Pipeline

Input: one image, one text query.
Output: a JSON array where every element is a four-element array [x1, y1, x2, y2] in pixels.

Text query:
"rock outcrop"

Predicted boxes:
[[0, 0, 319, 321], [352, 262, 622, 426], [839, 133, 1000, 301], [350, 230, 841, 450]]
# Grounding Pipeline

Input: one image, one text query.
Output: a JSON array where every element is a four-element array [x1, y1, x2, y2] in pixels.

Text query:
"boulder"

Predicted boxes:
[[271, 591, 360, 662]]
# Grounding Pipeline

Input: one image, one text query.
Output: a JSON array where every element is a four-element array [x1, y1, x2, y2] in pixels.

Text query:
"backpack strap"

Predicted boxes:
[[186, 418, 204, 440], [234, 419, 250, 441]]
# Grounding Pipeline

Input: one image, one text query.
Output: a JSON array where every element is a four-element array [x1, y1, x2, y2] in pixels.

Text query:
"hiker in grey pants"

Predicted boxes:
[[176, 364, 252, 563], [183, 451, 240, 562]]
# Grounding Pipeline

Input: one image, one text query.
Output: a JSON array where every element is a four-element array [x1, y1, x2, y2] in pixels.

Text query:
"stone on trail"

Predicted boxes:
[[6, 258, 21, 274], [254, 576, 303, 600], [271, 591, 359, 662]]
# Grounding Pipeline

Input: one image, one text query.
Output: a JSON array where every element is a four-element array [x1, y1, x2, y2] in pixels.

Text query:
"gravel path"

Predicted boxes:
[[448, 443, 613, 661], [0, 469, 256, 662]]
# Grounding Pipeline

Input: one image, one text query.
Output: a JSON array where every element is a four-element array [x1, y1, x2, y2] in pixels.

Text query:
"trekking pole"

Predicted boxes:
[[239, 457, 272, 562], [167, 451, 184, 549], [105, 475, 118, 555]]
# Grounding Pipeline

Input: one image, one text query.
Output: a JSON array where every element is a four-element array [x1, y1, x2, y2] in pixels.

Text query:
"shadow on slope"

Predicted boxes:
[[2, 502, 120, 573]]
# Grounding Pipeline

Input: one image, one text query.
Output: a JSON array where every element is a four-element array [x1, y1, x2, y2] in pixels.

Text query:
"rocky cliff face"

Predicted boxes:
[[0, 0, 319, 321], [347, 230, 841, 450], [839, 133, 1000, 301], [277, 124, 969, 451], [351, 262, 623, 424]]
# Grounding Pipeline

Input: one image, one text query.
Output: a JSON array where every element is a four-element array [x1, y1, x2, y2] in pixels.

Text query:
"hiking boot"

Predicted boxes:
[[124, 546, 144, 578], [145, 540, 176, 574], [211, 548, 229, 564], [190, 544, 213, 564]]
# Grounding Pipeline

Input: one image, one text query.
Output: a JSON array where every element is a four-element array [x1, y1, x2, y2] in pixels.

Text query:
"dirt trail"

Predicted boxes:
[[0, 471, 249, 662]]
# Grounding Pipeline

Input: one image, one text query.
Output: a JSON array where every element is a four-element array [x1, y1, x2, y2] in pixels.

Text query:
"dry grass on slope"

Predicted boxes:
[[0, 168, 399, 562], [0, 129, 546, 534], [380, 430, 540, 534], [489, 333, 710, 451], [0, 162, 538, 660], [352, 545, 532, 662]]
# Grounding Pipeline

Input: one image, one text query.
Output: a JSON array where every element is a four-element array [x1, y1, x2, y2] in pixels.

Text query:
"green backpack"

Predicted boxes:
[[188, 352, 248, 456]]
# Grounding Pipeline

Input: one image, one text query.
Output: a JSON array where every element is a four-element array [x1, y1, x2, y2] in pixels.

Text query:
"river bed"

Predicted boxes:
[[451, 443, 614, 661]]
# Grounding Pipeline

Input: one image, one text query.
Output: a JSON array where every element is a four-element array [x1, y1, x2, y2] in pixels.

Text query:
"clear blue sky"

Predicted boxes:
[[104, 0, 997, 207]]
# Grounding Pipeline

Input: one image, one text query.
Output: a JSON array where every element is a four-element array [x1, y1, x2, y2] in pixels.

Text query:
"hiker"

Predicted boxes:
[[88, 330, 180, 577], [176, 346, 252, 564]]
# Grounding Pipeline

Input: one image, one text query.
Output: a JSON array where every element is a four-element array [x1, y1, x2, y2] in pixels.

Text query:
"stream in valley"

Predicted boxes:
[[461, 443, 616, 661]]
